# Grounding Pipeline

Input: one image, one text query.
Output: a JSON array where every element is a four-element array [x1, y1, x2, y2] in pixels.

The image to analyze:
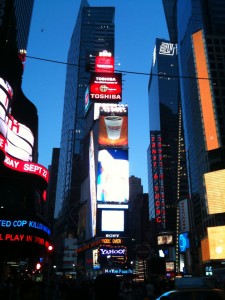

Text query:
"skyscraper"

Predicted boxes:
[[54, 0, 115, 269], [147, 38, 189, 274], [163, 0, 225, 274]]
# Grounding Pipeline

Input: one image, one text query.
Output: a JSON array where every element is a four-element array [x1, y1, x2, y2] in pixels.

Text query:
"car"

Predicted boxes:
[[155, 277, 225, 300], [155, 287, 225, 300]]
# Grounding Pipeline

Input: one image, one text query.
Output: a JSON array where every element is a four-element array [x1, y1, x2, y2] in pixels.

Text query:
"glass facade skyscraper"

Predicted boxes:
[[147, 38, 189, 273], [54, 0, 115, 233], [163, 0, 225, 274]]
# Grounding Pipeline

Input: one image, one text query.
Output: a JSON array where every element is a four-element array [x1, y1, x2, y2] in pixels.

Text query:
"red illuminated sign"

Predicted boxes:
[[150, 131, 166, 228], [89, 72, 122, 103], [95, 55, 114, 73], [0, 134, 49, 183]]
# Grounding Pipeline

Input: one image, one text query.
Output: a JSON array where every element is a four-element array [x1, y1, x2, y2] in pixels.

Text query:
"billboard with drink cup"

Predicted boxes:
[[98, 106, 128, 147]]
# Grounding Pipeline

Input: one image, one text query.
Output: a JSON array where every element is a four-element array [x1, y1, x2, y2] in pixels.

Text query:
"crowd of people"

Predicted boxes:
[[0, 272, 175, 300]]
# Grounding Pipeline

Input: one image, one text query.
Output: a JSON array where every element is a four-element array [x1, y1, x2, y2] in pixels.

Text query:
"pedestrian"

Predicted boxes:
[[93, 273, 120, 300], [145, 279, 155, 300]]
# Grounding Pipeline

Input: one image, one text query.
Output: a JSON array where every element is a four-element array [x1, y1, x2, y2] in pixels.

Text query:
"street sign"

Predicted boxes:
[[135, 244, 150, 259]]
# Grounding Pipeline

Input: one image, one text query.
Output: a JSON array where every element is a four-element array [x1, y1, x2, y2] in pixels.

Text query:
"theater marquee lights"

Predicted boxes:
[[150, 131, 166, 228]]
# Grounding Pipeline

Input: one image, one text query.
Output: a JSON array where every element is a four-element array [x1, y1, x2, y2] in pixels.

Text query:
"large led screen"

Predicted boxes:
[[192, 30, 219, 151], [98, 109, 128, 147], [101, 210, 124, 232], [204, 169, 225, 214], [97, 149, 129, 203], [89, 72, 122, 103], [201, 226, 225, 261], [0, 77, 49, 185]]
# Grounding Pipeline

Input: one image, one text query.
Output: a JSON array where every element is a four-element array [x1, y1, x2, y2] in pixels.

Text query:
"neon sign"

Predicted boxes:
[[150, 131, 166, 228], [0, 219, 51, 235], [0, 233, 51, 249]]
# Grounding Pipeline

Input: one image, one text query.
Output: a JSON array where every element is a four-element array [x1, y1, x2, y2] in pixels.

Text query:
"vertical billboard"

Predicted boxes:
[[178, 199, 190, 232], [192, 30, 219, 151], [97, 148, 129, 203], [98, 105, 128, 147], [89, 72, 122, 103], [150, 131, 166, 228], [89, 131, 97, 237], [204, 169, 225, 214]]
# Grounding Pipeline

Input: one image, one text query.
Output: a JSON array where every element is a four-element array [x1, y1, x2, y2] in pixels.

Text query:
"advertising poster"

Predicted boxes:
[[97, 148, 129, 203], [98, 108, 128, 147], [89, 72, 122, 103]]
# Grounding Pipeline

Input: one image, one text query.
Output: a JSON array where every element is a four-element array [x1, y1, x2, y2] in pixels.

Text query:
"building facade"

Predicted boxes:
[[147, 38, 189, 275], [0, 0, 51, 278], [163, 0, 225, 275], [54, 0, 116, 271]]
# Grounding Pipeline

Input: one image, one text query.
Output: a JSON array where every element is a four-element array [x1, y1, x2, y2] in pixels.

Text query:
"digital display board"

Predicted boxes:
[[201, 226, 225, 261], [192, 30, 219, 151], [204, 169, 225, 214], [157, 234, 173, 245], [98, 106, 128, 147], [0, 77, 49, 185], [95, 50, 114, 73], [101, 210, 124, 232], [89, 131, 97, 237], [89, 72, 122, 103], [179, 232, 190, 252], [97, 149, 129, 203]]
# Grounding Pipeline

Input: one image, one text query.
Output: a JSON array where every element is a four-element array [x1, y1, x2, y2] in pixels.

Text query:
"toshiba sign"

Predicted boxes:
[[89, 72, 122, 103]]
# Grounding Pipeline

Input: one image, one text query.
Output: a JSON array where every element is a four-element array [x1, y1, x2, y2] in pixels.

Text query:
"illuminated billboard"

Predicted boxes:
[[0, 77, 49, 185], [179, 232, 190, 252], [178, 199, 190, 232], [98, 244, 127, 264], [157, 234, 173, 245], [89, 72, 122, 103], [89, 131, 97, 237], [150, 131, 166, 228], [166, 261, 175, 272], [204, 169, 225, 214], [101, 210, 124, 232], [97, 149, 129, 203], [95, 50, 114, 73], [192, 30, 219, 151], [98, 106, 128, 147], [201, 226, 225, 261]]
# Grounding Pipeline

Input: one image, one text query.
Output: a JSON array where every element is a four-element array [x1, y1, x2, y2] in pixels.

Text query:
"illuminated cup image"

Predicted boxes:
[[104, 116, 123, 140]]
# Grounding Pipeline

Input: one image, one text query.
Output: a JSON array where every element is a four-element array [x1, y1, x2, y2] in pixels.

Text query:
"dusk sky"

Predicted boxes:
[[22, 0, 169, 192]]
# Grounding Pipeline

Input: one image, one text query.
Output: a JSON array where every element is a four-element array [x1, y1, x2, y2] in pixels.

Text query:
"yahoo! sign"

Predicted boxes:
[[100, 248, 126, 255], [99, 245, 127, 257]]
